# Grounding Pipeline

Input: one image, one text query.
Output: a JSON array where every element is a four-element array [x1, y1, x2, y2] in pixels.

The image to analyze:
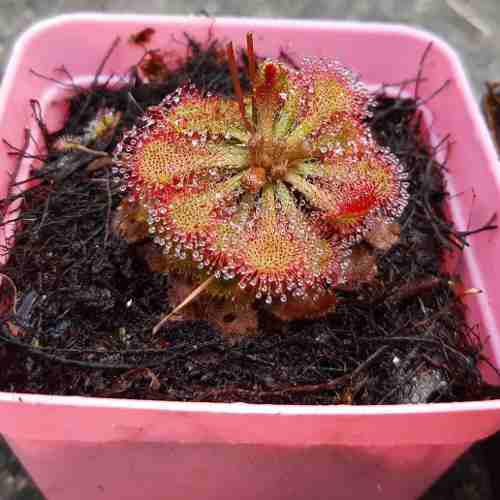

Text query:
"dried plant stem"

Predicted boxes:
[[153, 276, 216, 334], [246, 32, 258, 126], [1, 129, 30, 221], [73, 145, 109, 157], [388, 276, 442, 304], [226, 41, 253, 132]]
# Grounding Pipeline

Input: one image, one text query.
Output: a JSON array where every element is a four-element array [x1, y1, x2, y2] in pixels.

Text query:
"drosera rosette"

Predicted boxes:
[[112, 34, 409, 333]]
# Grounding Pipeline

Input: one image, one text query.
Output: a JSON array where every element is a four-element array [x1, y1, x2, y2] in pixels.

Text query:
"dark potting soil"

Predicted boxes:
[[0, 34, 497, 404]]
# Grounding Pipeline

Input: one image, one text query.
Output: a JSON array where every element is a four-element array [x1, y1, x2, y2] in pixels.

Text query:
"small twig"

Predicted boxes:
[[86, 156, 114, 174], [1, 129, 31, 222], [414, 42, 433, 100], [0, 324, 137, 369], [202, 346, 389, 400], [387, 276, 443, 304], [1, 139, 45, 162], [458, 212, 498, 238], [378, 77, 425, 96], [54, 65, 80, 90], [246, 33, 257, 127], [416, 79, 451, 108], [71, 144, 109, 157], [480, 355, 500, 378], [272, 346, 389, 395], [360, 336, 442, 344], [0, 322, 220, 370], [28, 99, 52, 150], [226, 41, 253, 132], [128, 91, 145, 114], [93, 36, 121, 88], [29, 69, 76, 88], [153, 276, 216, 334]]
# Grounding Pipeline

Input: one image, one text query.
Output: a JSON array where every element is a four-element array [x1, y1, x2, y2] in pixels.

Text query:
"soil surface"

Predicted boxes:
[[0, 37, 492, 408]]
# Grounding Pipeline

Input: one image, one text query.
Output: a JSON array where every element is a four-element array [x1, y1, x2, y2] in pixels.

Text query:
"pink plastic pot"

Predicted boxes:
[[1, 14, 500, 500]]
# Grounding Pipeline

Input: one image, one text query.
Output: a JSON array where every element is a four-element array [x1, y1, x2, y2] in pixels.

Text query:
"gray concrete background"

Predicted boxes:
[[1, 1, 500, 499], [2, 0, 500, 97]]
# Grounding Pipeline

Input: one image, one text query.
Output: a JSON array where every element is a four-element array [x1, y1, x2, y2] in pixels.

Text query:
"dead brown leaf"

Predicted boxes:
[[129, 27, 156, 46], [112, 199, 150, 243], [270, 293, 337, 321], [366, 222, 401, 251], [342, 243, 378, 288]]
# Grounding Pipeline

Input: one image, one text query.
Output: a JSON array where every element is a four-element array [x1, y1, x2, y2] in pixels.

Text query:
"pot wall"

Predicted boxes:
[[6, 439, 470, 500], [2, 395, 500, 500], [1, 15, 500, 500]]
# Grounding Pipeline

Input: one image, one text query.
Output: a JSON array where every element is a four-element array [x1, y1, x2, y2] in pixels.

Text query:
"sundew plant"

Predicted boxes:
[[113, 34, 408, 323]]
